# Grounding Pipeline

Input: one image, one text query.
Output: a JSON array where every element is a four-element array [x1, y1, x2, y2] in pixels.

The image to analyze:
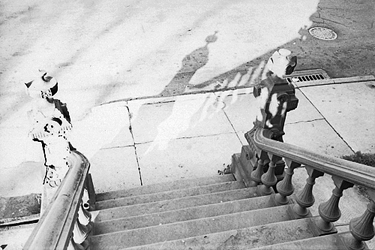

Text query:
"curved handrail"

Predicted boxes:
[[252, 127, 375, 189], [23, 150, 90, 250]]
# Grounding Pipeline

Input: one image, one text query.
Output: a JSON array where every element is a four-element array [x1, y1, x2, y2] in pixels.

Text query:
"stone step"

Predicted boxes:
[[93, 195, 275, 235], [125, 217, 320, 250], [90, 204, 294, 250], [95, 180, 246, 210], [251, 232, 352, 250], [95, 186, 259, 222], [96, 174, 236, 201]]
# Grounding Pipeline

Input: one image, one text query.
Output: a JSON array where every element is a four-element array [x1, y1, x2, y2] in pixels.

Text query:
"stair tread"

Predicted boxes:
[[95, 180, 246, 210], [96, 174, 236, 201], [251, 232, 351, 250], [124, 217, 319, 250], [93, 195, 276, 235], [90, 204, 294, 250], [95, 186, 259, 222]]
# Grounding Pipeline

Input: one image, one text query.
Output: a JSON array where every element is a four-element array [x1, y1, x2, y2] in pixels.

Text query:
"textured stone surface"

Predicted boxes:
[[136, 133, 242, 186], [96, 174, 235, 201], [94, 196, 273, 235], [90, 205, 292, 249], [95, 187, 258, 222], [95, 180, 245, 210], [127, 218, 316, 250]]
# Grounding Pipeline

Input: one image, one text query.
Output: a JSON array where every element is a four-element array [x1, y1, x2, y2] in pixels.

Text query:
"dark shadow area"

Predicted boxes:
[[159, 31, 218, 97]]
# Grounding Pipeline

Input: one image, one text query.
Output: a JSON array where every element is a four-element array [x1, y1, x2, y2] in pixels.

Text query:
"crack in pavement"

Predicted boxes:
[[125, 105, 143, 186]]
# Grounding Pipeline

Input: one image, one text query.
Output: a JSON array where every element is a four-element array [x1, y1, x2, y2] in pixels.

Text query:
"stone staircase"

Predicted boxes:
[[88, 174, 350, 250], [21, 72, 375, 250]]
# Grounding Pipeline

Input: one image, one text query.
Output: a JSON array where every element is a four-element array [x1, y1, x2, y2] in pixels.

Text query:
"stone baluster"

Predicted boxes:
[[274, 158, 301, 205], [250, 159, 265, 186], [78, 203, 92, 226], [84, 174, 96, 210], [292, 167, 324, 218], [73, 218, 91, 246], [258, 153, 281, 195], [67, 235, 85, 250], [82, 188, 90, 210], [315, 177, 354, 235], [70, 201, 93, 249], [347, 200, 375, 250]]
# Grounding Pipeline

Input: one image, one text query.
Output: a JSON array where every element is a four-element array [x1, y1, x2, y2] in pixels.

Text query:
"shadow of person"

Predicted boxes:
[[159, 31, 218, 97]]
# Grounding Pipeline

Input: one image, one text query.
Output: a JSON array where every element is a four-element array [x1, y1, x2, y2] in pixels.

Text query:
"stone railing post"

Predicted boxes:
[[258, 153, 280, 195], [83, 174, 96, 210], [250, 149, 269, 186], [346, 199, 375, 250], [292, 167, 324, 218], [274, 158, 301, 205], [315, 177, 354, 235]]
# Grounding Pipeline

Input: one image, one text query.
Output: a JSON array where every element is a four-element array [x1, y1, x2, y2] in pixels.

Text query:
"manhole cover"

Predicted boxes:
[[308, 27, 337, 40]]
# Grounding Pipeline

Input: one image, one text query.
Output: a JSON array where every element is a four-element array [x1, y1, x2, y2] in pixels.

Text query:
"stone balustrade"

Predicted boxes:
[[234, 49, 375, 249]]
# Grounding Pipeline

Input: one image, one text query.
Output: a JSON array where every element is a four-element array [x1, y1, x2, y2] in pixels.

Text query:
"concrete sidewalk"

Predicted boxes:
[[87, 74, 375, 192]]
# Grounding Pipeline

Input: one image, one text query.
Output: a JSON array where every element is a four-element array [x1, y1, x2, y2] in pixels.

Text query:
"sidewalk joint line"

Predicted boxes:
[[286, 118, 325, 125], [125, 105, 143, 186], [131, 132, 241, 146], [100, 145, 134, 150], [175, 132, 239, 141], [100, 85, 255, 106], [220, 106, 244, 146]]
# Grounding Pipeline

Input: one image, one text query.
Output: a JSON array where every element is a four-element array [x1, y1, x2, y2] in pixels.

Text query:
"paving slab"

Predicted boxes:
[[298, 81, 375, 153], [283, 119, 353, 157], [89, 147, 141, 194], [221, 89, 324, 139], [71, 104, 133, 158], [0, 162, 43, 198], [0, 223, 35, 250], [129, 93, 234, 144], [136, 133, 242, 186]]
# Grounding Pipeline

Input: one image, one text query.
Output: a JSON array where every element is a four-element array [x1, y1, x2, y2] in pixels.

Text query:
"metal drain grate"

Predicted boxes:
[[285, 69, 330, 84]]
